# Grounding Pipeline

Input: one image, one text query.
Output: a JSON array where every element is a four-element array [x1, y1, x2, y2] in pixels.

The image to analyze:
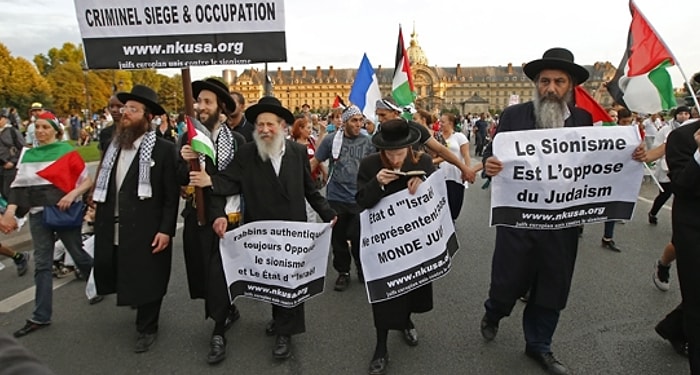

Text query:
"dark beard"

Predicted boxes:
[[116, 117, 150, 149], [199, 109, 221, 132], [533, 89, 573, 129]]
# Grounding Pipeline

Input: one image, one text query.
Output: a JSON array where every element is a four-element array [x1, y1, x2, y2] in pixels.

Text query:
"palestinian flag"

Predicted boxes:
[[186, 116, 216, 163], [392, 26, 416, 107], [606, 0, 676, 114], [11, 142, 88, 193], [332, 95, 347, 110], [575, 86, 616, 126]]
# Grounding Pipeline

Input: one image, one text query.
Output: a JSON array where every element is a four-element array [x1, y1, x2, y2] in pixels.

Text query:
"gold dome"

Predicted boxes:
[[407, 24, 428, 66]]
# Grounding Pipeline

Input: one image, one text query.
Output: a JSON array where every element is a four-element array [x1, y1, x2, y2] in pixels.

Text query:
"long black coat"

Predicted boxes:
[[666, 120, 700, 342], [211, 139, 336, 335], [93, 137, 180, 306], [176, 129, 245, 322], [356, 151, 436, 330], [482, 101, 592, 310]]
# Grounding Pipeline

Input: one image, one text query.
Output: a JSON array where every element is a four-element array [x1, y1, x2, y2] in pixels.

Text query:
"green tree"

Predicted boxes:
[[132, 69, 163, 92], [0, 43, 51, 117], [33, 42, 84, 76]]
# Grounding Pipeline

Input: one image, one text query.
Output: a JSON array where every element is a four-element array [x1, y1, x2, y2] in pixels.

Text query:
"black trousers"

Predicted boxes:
[[136, 298, 163, 334], [272, 303, 305, 336], [649, 182, 673, 216], [329, 201, 361, 275]]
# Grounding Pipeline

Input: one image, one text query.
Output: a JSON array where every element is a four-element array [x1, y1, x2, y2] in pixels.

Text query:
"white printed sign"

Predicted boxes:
[[220, 220, 331, 308], [490, 126, 644, 229], [359, 170, 459, 304], [74, 0, 287, 68]]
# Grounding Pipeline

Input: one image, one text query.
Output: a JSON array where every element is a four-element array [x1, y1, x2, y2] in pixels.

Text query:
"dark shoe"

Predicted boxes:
[[655, 324, 689, 357], [368, 356, 389, 375], [88, 295, 104, 305], [525, 350, 569, 375], [16, 252, 30, 277], [653, 261, 671, 291], [207, 335, 226, 364], [601, 238, 622, 252], [480, 314, 499, 342], [264, 320, 276, 336], [272, 335, 292, 360], [224, 305, 240, 331], [403, 328, 418, 346], [13, 320, 50, 338], [648, 212, 658, 225], [134, 332, 157, 353], [334, 273, 350, 291]]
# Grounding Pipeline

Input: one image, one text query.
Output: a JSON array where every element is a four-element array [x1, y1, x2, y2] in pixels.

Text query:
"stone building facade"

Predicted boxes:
[[225, 28, 617, 115]]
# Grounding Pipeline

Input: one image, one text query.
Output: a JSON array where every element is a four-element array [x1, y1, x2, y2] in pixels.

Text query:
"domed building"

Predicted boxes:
[[225, 26, 617, 115]]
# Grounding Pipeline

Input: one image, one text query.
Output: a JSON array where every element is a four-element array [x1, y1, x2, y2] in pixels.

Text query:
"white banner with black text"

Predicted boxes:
[[490, 126, 644, 229], [220, 220, 331, 308], [359, 170, 459, 304]]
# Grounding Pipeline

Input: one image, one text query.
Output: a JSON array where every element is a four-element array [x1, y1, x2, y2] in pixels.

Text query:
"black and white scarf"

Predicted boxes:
[[93, 131, 156, 202], [216, 123, 236, 171]]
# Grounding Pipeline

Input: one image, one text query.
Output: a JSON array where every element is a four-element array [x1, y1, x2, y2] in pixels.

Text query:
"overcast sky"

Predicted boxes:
[[1, 0, 698, 87]]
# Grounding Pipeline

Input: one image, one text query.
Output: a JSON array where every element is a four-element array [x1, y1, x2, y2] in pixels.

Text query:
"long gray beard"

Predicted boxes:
[[253, 130, 285, 162], [533, 89, 572, 129]]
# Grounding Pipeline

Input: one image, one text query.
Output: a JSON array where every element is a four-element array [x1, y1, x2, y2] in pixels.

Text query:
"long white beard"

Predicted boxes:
[[253, 130, 285, 162], [533, 89, 572, 129]]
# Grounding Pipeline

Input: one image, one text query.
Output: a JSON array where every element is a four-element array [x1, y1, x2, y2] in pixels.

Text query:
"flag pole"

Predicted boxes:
[[630, 0, 700, 114], [181, 67, 206, 226]]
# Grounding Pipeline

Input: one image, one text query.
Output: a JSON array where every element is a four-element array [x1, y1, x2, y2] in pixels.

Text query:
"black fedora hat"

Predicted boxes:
[[117, 85, 166, 115], [372, 119, 421, 150], [245, 96, 294, 125], [192, 78, 236, 113], [523, 48, 590, 85]]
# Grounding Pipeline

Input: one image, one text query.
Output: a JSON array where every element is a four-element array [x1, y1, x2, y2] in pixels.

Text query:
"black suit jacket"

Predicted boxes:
[[211, 139, 336, 223]]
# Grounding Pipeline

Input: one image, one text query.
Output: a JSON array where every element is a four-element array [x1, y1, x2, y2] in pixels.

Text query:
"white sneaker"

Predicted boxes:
[[653, 261, 671, 291]]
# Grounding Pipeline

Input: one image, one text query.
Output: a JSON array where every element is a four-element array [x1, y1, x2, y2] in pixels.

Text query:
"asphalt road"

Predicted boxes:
[[0, 171, 689, 375]]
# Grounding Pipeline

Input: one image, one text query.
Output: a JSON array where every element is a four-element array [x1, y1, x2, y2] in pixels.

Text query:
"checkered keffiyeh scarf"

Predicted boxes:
[[93, 131, 156, 202], [216, 123, 236, 171]]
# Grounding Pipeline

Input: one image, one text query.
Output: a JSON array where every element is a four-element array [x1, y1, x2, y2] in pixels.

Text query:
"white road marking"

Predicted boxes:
[[0, 277, 73, 313], [0, 223, 184, 313]]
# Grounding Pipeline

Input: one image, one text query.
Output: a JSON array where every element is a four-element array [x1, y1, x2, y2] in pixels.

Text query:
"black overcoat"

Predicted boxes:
[[93, 137, 179, 306], [666, 120, 700, 341], [482, 102, 592, 310], [356, 151, 436, 330], [176, 129, 245, 322]]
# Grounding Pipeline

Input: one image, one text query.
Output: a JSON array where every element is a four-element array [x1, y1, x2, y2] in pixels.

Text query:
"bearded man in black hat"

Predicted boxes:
[[177, 78, 245, 365], [480, 48, 644, 375], [199, 96, 336, 361], [92, 85, 180, 354]]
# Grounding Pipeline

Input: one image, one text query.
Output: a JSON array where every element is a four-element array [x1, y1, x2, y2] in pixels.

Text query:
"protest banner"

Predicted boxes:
[[220, 220, 331, 308], [359, 170, 459, 304], [490, 126, 644, 229], [73, 0, 287, 69]]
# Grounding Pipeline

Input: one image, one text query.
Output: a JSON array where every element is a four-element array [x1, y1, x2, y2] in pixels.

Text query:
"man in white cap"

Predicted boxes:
[[310, 105, 375, 292]]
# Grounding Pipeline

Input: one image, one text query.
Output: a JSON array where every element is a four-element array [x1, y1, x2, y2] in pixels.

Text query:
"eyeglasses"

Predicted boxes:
[[119, 106, 144, 114]]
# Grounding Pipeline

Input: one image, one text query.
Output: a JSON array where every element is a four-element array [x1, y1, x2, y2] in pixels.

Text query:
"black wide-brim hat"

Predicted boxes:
[[245, 96, 294, 125], [523, 47, 590, 85], [117, 85, 166, 115], [192, 78, 236, 113], [372, 119, 421, 150]]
